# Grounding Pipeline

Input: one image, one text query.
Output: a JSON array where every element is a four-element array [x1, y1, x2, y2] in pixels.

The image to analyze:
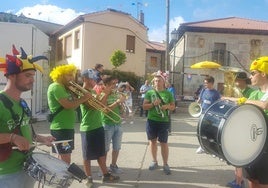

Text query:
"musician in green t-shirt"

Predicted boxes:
[[0, 45, 55, 188], [143, 71, 175, 175], [101, 75, 126, 174], [79, 69, 119, 187], [47, 64, 91, 164]]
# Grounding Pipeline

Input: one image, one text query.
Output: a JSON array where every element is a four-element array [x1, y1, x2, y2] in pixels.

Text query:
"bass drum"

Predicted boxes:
[[197, 99, 268, 167]]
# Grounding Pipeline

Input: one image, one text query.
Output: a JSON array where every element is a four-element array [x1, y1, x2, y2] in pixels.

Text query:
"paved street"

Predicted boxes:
[[32, 112, 235, 188]]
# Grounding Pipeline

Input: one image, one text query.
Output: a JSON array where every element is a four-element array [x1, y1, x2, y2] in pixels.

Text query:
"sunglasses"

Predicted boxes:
[[250, 71, 260, 76]]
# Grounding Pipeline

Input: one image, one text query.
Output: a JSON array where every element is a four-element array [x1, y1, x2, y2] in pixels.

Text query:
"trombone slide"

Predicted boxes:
[[68, 81, 121, 123]]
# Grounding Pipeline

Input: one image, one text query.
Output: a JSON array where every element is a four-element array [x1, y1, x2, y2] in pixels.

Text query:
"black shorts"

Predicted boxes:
[[50, 129, 74, 154], [243, 152, 268, 184], [146, 119, 169, 143], [81, 127, 105, 160]]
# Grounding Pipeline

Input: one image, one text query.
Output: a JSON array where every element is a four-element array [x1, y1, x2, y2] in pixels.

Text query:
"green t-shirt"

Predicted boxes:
[[80, 90, 102, 132], [101, 93, 121, 125], [0, 92, 33, 175], [242, 86, 255, 98], [47, 83, 76, 130], [145, 89, 175, 122], [248, 89, 268, 116]]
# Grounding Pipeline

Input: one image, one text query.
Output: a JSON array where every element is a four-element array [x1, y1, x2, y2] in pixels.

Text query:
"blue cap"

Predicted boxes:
[[81, 69, 98, 81]]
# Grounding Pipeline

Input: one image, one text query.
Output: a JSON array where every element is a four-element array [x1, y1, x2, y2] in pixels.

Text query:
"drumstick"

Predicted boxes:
[[51, 139, 73, 144], [12, 139, 73, 150]]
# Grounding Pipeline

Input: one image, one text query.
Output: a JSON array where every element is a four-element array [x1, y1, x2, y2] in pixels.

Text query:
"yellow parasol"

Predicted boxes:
[[190, 61, 221, 69]]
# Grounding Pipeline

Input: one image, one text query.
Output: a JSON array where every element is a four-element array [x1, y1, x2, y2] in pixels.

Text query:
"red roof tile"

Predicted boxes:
[[182, 17, 268, 30], [146, 41, 166, 51]]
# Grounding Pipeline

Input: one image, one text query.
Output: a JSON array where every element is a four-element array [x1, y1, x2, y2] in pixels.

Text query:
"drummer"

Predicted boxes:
[[238, 56, 268, 188], [222, 72, 255, 188], [0, 46, 55, 188]]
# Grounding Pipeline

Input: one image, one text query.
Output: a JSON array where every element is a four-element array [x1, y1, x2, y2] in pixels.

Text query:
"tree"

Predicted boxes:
[[110, 50, 126, 69]]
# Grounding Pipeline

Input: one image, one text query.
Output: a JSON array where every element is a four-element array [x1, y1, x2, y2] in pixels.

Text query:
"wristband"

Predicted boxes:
[[10, 133, 15, 143]]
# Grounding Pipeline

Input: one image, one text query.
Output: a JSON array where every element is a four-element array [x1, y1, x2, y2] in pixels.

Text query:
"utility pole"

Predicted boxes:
[[165, 0, 170, 72]]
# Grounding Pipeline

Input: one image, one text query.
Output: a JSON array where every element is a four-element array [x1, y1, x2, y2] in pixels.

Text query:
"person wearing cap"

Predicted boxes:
[[238, 56, 268, 188], [0, 45, 55, 188], [94, 63, 104, 83], [223, 72, 255, 188], [235, 72, 255, 98], [142, 70, 175, 175], [93, 63, 105, 95], [79, 69, 119, 187], [47, 64, 91, 164]]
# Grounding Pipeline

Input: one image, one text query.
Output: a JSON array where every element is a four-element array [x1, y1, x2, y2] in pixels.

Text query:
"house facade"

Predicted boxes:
[[146, 41, 166, 76], [0, 22, 51, 118], [51, 9, 148, 76], [169, 17, 268, 97]]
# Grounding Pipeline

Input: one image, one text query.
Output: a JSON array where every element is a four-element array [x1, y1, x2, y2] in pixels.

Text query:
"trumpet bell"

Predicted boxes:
[[188, 102, 202, 117]]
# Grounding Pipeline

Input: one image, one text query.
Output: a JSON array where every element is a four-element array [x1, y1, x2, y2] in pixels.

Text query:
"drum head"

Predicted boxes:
[[32, 153, 70, 178], [221, 104, 267, 166]]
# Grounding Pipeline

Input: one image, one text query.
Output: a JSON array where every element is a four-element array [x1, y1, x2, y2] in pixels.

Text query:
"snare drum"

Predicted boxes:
[[197, 100, 268, 167], [24, 152, 73, 187]]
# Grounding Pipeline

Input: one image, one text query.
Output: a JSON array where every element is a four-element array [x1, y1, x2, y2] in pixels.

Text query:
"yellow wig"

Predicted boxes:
[[50, 64, 77, 82]]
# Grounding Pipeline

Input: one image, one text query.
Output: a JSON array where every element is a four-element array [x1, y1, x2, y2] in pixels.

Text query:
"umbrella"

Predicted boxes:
[[190, 61, 221, 69]]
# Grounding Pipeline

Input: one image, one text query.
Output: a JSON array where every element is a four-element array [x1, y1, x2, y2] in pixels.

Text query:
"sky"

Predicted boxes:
[[2, 0, 268, 42]]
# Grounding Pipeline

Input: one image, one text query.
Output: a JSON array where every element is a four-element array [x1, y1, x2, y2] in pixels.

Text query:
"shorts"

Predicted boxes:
[[146, 119, 169, 143], [103, 124, 123, 153], [81, 127, 105, 160], [243, 152, 268, 184], [50, 129, 74, 154]]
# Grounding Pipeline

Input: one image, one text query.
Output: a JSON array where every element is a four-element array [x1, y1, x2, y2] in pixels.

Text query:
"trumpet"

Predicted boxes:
[[68, 81, 121, 123], [151, 94, 164, 118]]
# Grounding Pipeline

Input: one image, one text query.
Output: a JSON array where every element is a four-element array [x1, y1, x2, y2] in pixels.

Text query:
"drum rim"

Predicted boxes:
[[221, 104, 268, 167], [197, 99, 236, 155]]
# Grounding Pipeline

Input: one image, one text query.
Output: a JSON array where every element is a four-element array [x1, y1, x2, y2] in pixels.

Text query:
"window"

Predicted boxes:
[[74, 30, 80, 49], [150, 56, 157, 67], [65, 34, 72, 58], [57, 39, 63, 61], [212, 43, 229, 66], [250, 39, 261, 60], [126, 35, 135, 53]]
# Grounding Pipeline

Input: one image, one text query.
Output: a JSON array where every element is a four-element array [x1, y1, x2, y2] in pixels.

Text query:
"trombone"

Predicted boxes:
[[151, 94, 164, 118], [114, 90, 132, 114], [68, 81, 121, 123]]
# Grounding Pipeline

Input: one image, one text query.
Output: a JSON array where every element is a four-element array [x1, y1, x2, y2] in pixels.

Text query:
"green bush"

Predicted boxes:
[[103, 69, 142, 91]]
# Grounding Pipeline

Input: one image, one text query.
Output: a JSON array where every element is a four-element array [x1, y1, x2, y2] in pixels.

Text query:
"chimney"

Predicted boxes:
[[139, 10, 144, 24]]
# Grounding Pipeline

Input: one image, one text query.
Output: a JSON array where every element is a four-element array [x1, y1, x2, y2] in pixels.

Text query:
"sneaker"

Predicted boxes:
[[226, 180, 245, 188], [109, 164, 123, 174], [163, 164, 171, 175], [102, 173, 120, 183], [196, 146, 205, 154], [98, 167, 111, 177], [85, 177, 93, 188], [148, 161, 158, 170]]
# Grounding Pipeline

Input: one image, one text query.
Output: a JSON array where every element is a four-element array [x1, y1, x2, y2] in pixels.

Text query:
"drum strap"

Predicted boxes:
[[0, 94, 36, 162]]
